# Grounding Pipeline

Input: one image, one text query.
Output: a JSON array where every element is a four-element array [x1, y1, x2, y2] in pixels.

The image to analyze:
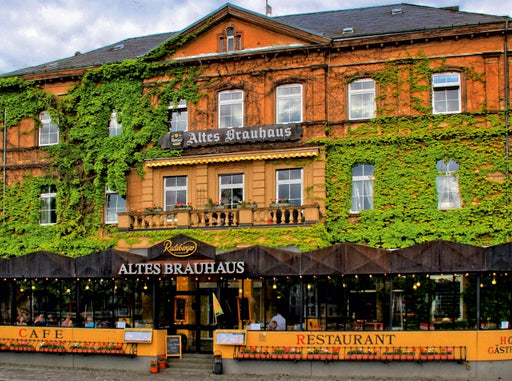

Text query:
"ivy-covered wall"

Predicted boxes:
[[0, 43, 509, 256], [323, 53, 510, 248]]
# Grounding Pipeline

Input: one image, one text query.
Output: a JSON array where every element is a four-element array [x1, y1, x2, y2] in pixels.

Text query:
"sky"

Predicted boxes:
[[1, 0, 511, 75]]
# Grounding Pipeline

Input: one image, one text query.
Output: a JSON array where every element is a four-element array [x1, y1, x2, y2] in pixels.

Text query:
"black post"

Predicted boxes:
[[476, 273, 481, 330], [388, 276, 393, 331]]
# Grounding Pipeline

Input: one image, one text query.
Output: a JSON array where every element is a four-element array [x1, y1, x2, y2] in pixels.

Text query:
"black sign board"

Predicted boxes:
[[166, 335, 182, 358]]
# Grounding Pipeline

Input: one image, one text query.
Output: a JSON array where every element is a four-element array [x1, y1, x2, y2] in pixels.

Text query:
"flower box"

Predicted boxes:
[[270, 203, 290, 208]]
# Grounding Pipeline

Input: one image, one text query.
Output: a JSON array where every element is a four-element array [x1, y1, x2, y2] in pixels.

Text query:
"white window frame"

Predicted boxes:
[[276, 168, 303, 206], [276, 84, 303, 124], [105, 187, 126, 224], [436, 159, 461, 210], [432, 72, 461, 114], [40, 185, 57, 225], [164, 176, 188, 210], [350, 164, 374, 213], [39, 111, 59, 146], [109, 110, 122, 137], [226, 27, 235, 51], [218, 90, 243, 129], [219, 174, 244, 208], [349, 79, 376, 120], [169, 99, 188, 132]]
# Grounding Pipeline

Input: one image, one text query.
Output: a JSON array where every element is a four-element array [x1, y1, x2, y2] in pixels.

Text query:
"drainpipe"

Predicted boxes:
[[2, 106, 6, 217], [505, 20, 510, 209]]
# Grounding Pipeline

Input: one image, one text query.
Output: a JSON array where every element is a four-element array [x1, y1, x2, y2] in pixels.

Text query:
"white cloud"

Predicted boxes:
[[0, 0, 510, 74]]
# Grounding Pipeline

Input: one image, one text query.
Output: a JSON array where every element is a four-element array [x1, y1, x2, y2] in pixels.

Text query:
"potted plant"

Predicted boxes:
[[145, 203, 162, 212], [157, 355, 167, 369], [237, 200, 257, 208], [173, 202, 192, 210], [270, 198, 290, 207], [205, 198, 226, 209], [150, 360, 159, 373]]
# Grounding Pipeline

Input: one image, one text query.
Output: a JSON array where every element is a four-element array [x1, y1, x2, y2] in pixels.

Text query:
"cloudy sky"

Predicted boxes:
[[1, 0, 511, 74]]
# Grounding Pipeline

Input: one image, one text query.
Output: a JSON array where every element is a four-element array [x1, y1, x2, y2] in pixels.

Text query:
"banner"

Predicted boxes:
[[212, 293, 224, 323]]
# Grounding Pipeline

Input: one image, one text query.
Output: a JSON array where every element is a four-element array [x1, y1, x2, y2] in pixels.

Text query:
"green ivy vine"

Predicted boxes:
[[323, 53, 510, 248]]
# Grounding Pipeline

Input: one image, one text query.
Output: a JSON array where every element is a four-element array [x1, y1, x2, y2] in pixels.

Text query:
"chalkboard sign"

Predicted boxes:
[[166, 335, 182, 358], [123, 329, 153, 343], [215, 330, 246, 345]]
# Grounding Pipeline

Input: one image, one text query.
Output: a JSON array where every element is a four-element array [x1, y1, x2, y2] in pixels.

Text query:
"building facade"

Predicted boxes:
[[0, 3, 512, 374]]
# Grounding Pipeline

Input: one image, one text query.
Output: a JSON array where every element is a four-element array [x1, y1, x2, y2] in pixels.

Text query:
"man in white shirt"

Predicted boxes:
[[268, 312, 286, 330]]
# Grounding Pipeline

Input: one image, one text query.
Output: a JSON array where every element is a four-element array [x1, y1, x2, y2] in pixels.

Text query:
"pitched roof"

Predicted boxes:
[[275, 3, 509, 39], [3, 3, 509, 78], [4, 31, 177, 77]]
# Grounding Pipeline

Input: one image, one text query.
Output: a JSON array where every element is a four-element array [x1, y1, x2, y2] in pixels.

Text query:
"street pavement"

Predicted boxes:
[[0, 363, 459, 381]]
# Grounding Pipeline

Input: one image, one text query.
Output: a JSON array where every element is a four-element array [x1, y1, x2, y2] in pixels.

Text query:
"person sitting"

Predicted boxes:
[[61, 315, 73, 327], [85, 317, 96, 328], [34, 314, 46, 326], [16, 315, 27, 325]]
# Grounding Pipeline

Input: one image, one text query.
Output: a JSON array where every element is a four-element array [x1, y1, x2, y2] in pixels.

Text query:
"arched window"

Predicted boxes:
[[349, 79, 376, 120], [350, 164, 374, 213], [219, 90, 243, 128], [219, 27, 242, 52], [276, 84, 303, 124], [39, 111, 59, 146], [436, 159, 461, 209]]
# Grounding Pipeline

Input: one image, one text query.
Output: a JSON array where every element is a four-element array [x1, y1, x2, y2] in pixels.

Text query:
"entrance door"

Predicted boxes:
[[161, 279, 218, 353]]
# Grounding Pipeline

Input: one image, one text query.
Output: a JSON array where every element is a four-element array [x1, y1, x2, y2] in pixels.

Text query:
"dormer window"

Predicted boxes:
[[219, 27, 242, 52]]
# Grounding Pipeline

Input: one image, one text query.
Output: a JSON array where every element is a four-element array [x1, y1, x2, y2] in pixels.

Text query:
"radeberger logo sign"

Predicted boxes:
[[163, 239, 197, 258]]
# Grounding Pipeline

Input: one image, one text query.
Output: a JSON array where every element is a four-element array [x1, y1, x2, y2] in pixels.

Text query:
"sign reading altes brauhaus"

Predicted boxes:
[[118, 261, 245, 276], [117, 239, 245, 276]]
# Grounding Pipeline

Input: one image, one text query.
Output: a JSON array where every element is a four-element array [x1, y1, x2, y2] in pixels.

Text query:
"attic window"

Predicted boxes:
[[342, 27, 354, 34], [113, 44, 125, 51], [219, 27, 242, 52], [391, 8, 403, 15]]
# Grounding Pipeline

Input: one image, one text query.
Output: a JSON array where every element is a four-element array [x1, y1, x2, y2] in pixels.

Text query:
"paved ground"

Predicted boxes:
[[0, 363, 464, 381]]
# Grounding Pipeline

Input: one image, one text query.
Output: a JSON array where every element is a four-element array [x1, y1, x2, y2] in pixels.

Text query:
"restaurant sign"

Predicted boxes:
[[161, 123, 302, 149], [118, 261, 245, 276]]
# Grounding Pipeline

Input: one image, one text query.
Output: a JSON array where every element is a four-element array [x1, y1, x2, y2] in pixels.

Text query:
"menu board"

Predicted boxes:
[[215, 330, 246, 345], [166, 335, 182, 358], [123, 329, 153, 343]]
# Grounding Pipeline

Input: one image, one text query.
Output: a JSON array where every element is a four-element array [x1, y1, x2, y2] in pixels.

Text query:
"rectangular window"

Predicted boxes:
[[219, 90, 243, 129], [432, 73, 461, 114], [431, 275, 463, 320], [169, 100, 188, 132], [350, 164, 374, 213], [40, 185, 57, 225], [349, 79, 376, 120], [276, 168, 302, 206], [276, 84, 302, 124], [219, 174, 244, 208], [164, 176, 188, 210], [109, 111, 122, 137], [105, 187, 126, 224], [436, 159, 461, 209], [39, 111, 59, 146]]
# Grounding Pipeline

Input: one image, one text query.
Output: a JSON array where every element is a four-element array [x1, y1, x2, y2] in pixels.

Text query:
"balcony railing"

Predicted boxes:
[[117, 204, 321, 231]]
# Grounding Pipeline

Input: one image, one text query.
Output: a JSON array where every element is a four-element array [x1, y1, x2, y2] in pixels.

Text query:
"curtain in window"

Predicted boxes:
[[351, 178, 373, 212]]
